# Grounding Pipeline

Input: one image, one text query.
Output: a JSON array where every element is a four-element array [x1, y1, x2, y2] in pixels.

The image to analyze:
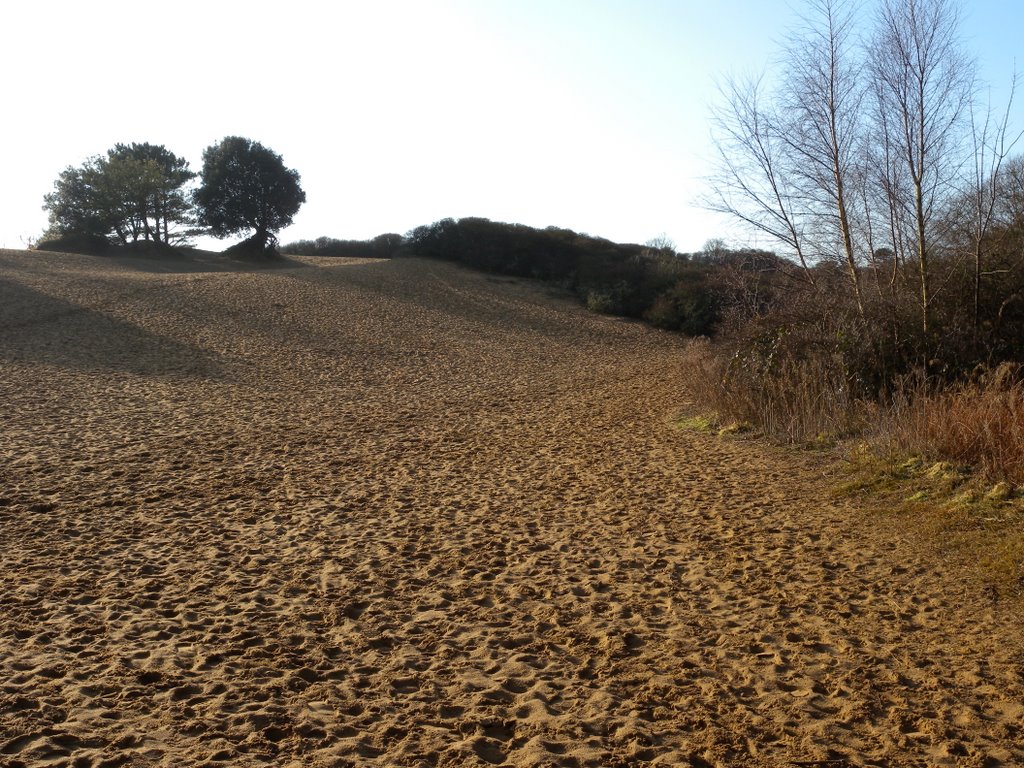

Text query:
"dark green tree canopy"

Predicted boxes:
[[43, 157, 117, 241], [193, 137, 306, 249], [43, 143, 195, 246], [109, 142, 196, 244]]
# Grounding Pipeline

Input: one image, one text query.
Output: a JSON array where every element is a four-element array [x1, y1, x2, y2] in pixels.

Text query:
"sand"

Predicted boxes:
[[1, 248, 1022, 767]]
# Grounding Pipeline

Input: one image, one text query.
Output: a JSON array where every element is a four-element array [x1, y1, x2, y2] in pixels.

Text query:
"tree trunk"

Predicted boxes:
[[914, 178, 929, 336], [835, 175, 865, 317]]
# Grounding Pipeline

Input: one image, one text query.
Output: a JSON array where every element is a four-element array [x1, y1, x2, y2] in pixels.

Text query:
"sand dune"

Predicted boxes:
[[1, 248, 1022, 767]]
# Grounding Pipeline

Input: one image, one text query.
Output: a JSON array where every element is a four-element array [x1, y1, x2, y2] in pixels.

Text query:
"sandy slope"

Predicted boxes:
[[1, 248, 1022, 768]]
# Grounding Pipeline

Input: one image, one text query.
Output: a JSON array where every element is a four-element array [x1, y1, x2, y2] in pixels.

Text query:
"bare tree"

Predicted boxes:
[[707, 73, 816, 284], [966, 76, 1022, 339], [643, 233, 678, 259], [707, 0, 872, 310], [868, 0, 975, 336], [700, 238, 729, 261], [780, 0, 867, 316]]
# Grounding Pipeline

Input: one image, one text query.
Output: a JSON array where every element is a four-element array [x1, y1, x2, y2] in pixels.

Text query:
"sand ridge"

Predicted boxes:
[[1, 249, 1022, 767]]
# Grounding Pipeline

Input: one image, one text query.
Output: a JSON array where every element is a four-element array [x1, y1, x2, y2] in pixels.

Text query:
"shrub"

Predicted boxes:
[[644, 278, 720, 336], [35, 233, 111, 255], [881, 364, 1024, 484], [585, 286, 621, 314], [678, 334, 865, 443]]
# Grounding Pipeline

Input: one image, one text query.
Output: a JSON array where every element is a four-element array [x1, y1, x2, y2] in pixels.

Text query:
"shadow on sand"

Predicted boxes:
[[0, 278, 223, 378], [0, 246, 312, 276]]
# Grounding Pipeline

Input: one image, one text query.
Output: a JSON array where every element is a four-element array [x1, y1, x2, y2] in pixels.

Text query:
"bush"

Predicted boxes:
[[35, 233, 111, 255], [678, 336, 864, 443], [644, 278, 720, 336], [223, 234, 282, 260], [584, 286, 622, 314], [404, 216, 720, 334]]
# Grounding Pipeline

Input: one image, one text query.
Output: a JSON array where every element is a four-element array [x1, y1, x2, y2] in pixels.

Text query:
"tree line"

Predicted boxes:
[[276, 217, 724, 336], [41, 137, 305, 255], [403, 217, 722, 335], [280, 234, 404, 260]]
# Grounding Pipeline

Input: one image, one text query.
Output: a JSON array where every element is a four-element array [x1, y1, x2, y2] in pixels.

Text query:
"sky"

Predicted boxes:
[[2, 0, 1022, 253]]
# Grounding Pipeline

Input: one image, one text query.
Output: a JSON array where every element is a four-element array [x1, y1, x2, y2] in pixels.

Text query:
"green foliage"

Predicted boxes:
[[644, 276, 720, 336], [584, 286, 622, 314], [280, 233, 403, 259], [108, 143, 196, 244], [673, 413, 719, 432], [42, 143, 196, 246], [43, 158, 119, 240], [194, 137, 305, 249], [404, 216, 722, 335]]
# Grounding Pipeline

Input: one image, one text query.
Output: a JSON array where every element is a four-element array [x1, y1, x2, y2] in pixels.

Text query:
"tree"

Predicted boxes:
[[707, 72, 816, 283], [107, 143, 196, 245], [43, 157, 120, 240], [193, 137, 305, 251], [708, 0, 869, 311], [43, 143, 195, 246], [868, 0, 975, 336], [708, 0, 986, 357], [965, 78, 1021, 341], [780, 0, 867, 317]]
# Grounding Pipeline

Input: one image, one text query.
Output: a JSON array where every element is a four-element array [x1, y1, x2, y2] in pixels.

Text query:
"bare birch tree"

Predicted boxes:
[[707, 0, 870, 309], [868, 0, 975, 336], [707, 73, 816, 284], [967, 77, 1021, 339], [779, 0, 867, 316]]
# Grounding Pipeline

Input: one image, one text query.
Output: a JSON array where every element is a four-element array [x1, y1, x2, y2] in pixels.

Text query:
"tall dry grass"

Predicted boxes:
[[679, 339, 864, 443], [681, 340, 1024, 485], [881, 364, 1024, 484]]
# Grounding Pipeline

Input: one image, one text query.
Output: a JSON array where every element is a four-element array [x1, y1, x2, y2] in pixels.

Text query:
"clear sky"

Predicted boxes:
[[2, 0, 1021, 253]]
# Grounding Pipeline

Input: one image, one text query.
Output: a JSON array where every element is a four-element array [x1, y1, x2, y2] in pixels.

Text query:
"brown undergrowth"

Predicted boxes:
[[879, 363, 1024, 485], [677, 338, 865, 445], [679, 340, 1024, 598]]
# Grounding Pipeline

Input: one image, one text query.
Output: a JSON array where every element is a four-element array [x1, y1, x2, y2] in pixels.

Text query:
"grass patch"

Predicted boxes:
[[836, 444, 1024, 599], [673, 413, 719, 433], [673, 412, 755, 437]]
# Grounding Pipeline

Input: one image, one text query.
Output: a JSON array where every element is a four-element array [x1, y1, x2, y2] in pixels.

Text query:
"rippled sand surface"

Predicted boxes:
[[1, 249, 1022, 767]]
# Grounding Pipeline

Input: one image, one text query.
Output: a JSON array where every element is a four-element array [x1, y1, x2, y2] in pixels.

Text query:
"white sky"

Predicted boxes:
[[2, 0, 1021, 253]]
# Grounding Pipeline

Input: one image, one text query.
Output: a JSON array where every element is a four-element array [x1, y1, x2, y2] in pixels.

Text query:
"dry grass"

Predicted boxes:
[[680, 339, 1024, 597], [836, 446, 1024, 599], [880, 364, 1024, 485], [682, 338, 1024, 481], [678, 338, 864, 443]]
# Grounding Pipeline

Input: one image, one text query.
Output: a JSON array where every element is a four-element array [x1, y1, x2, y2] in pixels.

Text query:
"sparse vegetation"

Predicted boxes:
[[836, 445, 1024, 598]]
